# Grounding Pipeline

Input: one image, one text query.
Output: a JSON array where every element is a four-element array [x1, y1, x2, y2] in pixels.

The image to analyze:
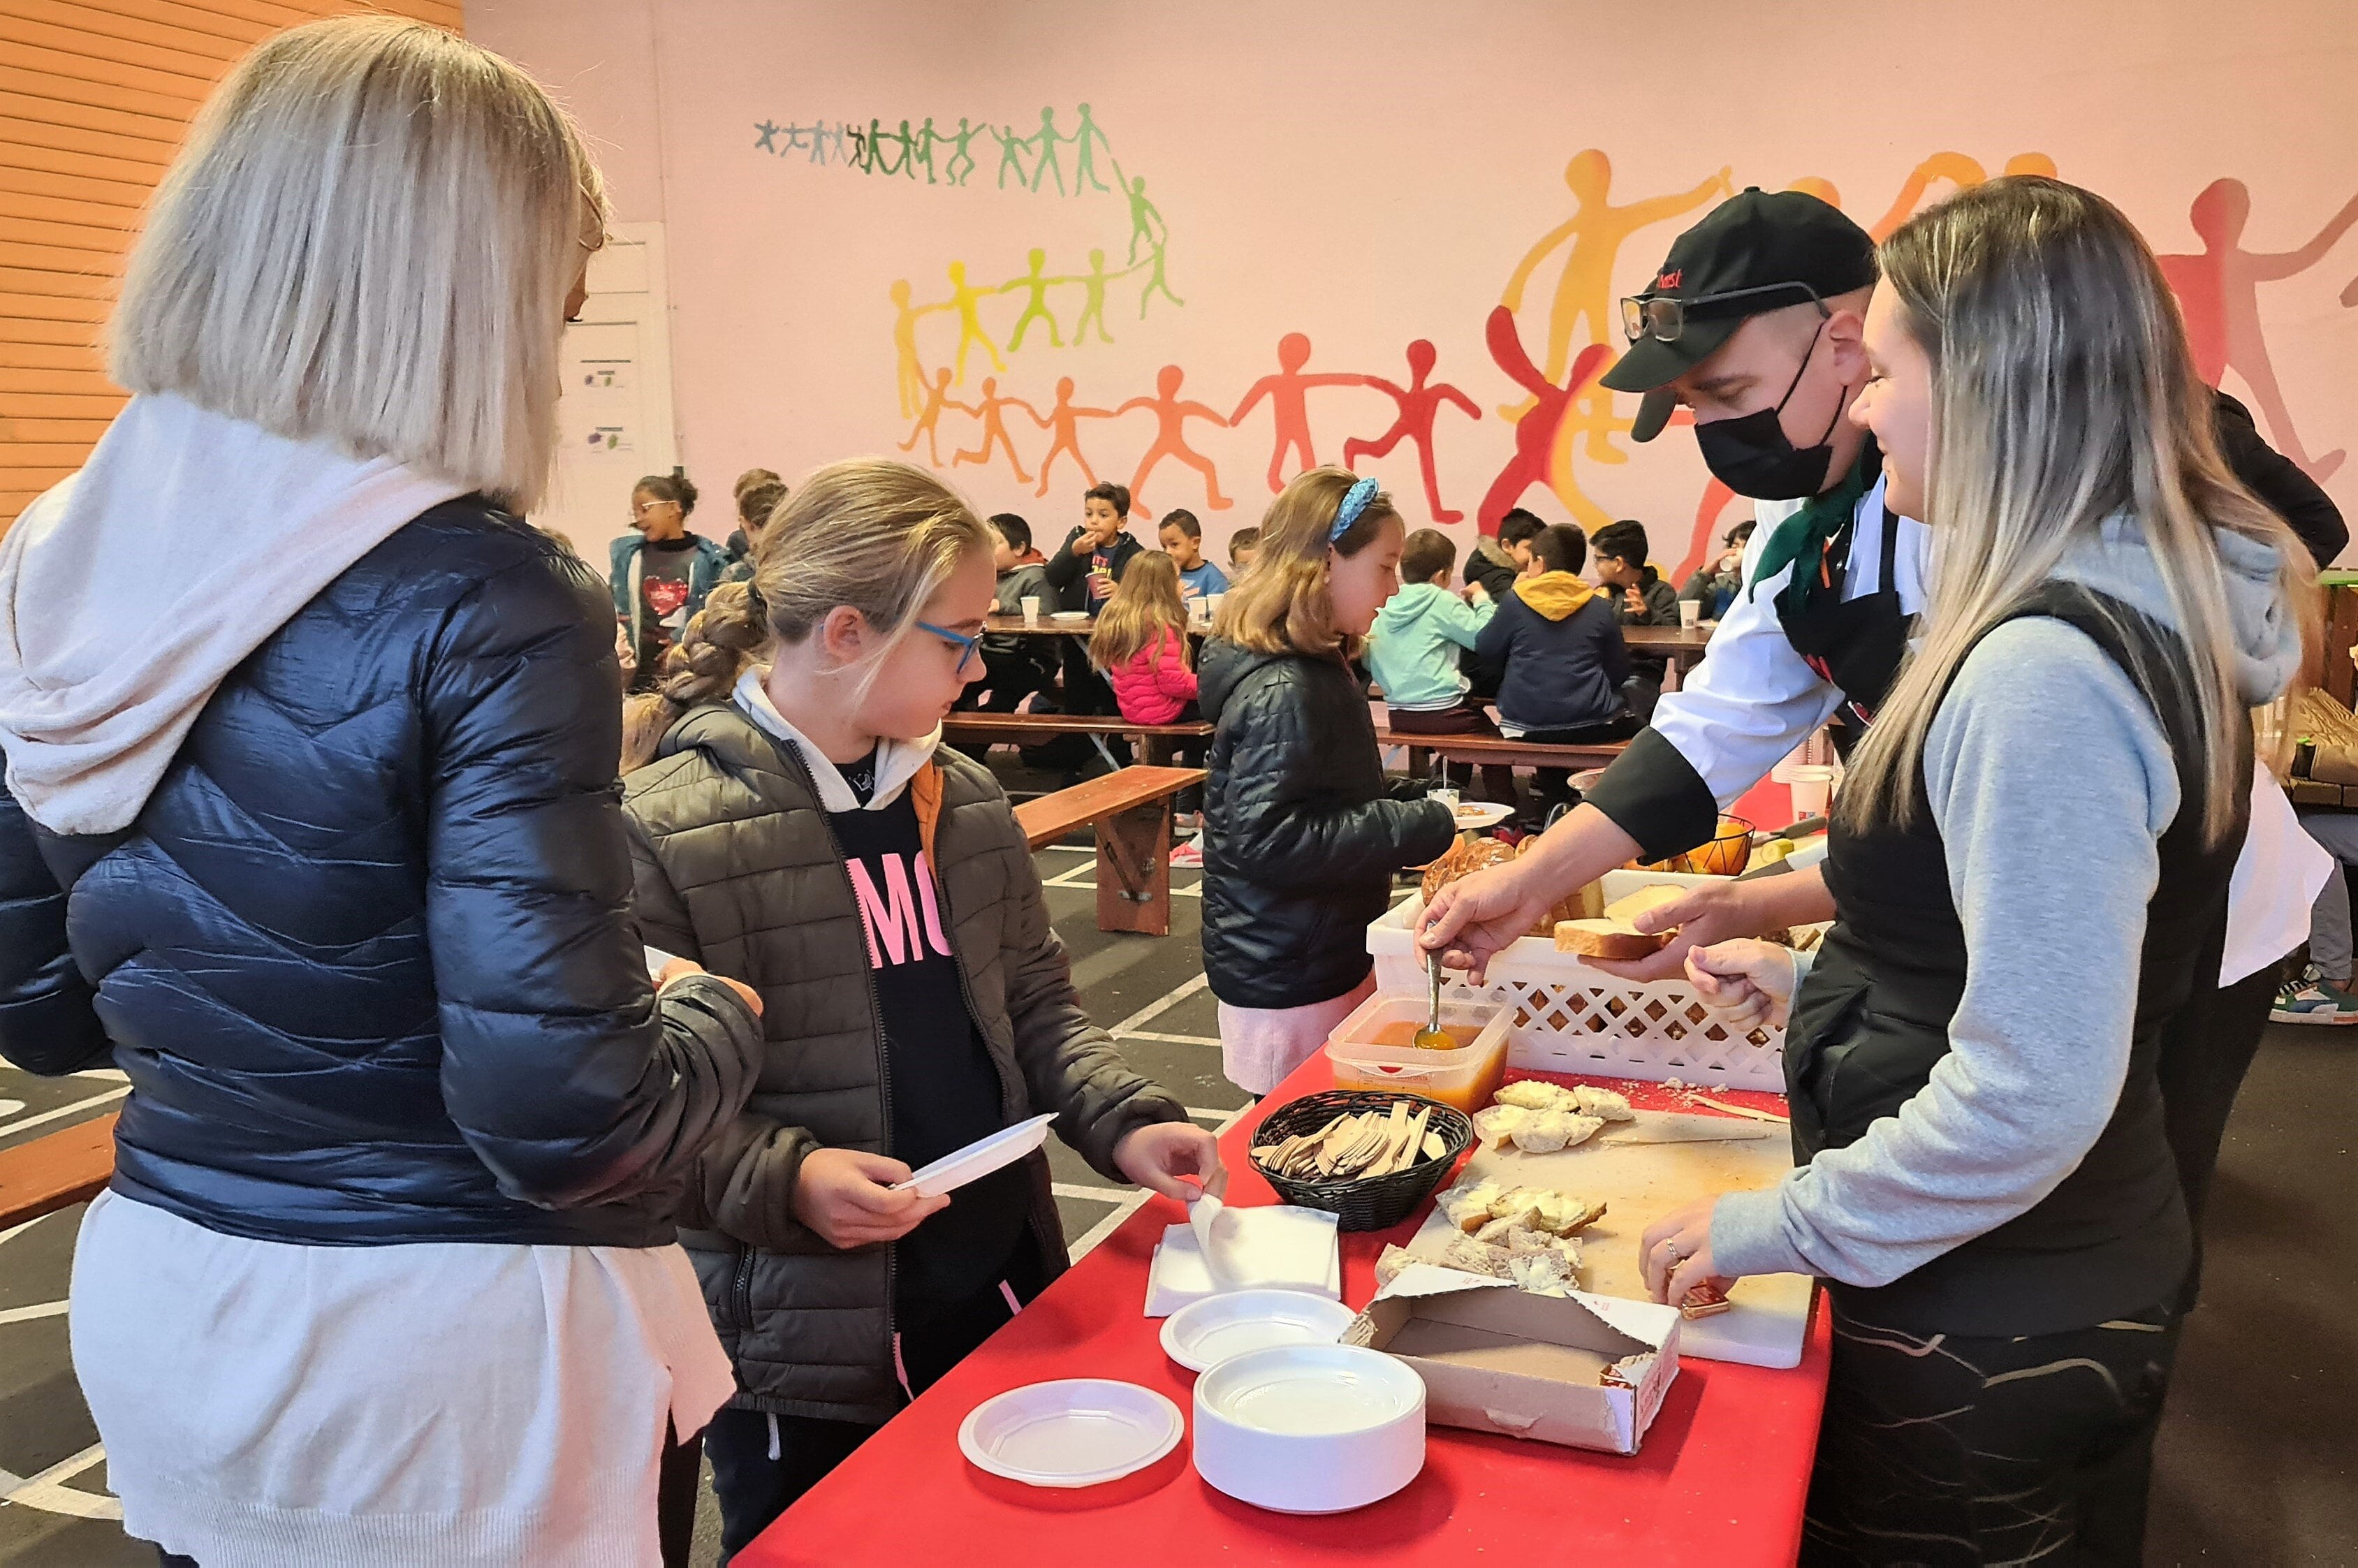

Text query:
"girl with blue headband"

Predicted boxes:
[[1195, 468, 1458, 1092]]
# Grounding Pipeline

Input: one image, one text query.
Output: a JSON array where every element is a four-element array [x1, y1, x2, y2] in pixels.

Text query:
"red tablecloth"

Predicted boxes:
[[739, 1064, 1832, 1568]]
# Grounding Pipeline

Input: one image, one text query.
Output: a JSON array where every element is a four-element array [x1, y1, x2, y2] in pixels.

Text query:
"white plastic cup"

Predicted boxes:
[[1206, 592, 1225, 620], [1020, 595, 1042, 627], [1787, 764, 1836, 821], [1190, 594, 1212, 624], [1679, 599, 1702, 630]]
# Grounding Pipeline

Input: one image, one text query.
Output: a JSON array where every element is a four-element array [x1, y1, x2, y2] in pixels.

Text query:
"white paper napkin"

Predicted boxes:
[[1144, 1201, 1340, 1317]]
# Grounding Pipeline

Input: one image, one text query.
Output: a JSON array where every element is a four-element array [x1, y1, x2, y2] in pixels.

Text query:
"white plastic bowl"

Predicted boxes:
[[1160, 1289, 1359, 1373], [1192, 1344, 1426, 1514]]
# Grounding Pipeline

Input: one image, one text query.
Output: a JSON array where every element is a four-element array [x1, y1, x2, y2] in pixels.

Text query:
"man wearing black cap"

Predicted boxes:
[[1423, 186, 2337, 1001], [1421, 184, 2340, 1555]]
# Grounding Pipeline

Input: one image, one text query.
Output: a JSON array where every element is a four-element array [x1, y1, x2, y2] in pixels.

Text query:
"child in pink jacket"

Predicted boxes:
[[1090, 551, 1199, 725]]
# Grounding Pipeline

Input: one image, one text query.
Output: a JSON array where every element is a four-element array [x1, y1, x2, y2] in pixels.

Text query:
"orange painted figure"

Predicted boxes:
[[1344, 339, 1482, 524], [888, 279, 951, 419], [953, 377, 1039, 484], [1500, 149, 1729, 449], [944, 261, 1006, 384], [1478, 305, 1609, 536], [1229, 332, 1367, 494], [1118, 365, 1232, 520], [1030, 376, 1116, 497], [1000, 249, 1071, 351], [2158, 177, 2358, 481], [898, 367, 972, 467]]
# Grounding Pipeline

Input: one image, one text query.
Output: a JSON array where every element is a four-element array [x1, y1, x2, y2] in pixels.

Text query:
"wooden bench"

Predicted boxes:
[[1374, 726, 1630, 777], [1013, 765, 1205, 937], [0, 1111, 117, 1231], [944, 712, 1213, 768]]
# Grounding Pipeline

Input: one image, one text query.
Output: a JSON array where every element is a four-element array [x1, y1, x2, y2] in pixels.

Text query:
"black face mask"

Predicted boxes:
[[1693, 319, 1847, 500]]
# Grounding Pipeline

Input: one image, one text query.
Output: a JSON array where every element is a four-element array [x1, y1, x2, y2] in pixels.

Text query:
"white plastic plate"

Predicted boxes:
[[893, 1113, 1058, 1198], [1050, 610, 1090, 621], [1160, 1289, 1359, 1373], [958, 1379, 1184, 1488], [1448, 800, 1516, 830]]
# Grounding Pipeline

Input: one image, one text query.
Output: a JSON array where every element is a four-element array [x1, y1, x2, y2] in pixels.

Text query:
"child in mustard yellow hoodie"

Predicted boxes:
[[1471, 522, 1637, 826]]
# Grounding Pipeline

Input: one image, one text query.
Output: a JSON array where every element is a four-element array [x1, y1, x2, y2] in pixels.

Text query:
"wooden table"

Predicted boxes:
[[0, 1111, 118, 1231], [1010, 765, 1204, 935], [740, 1057, 1832, 1568], [986, 613, 1212, 639], [1625, 623, 1714, 691]]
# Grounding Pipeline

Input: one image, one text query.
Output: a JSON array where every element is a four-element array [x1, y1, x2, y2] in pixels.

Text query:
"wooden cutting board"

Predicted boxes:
[[1405, 1107, 1815, 1369]]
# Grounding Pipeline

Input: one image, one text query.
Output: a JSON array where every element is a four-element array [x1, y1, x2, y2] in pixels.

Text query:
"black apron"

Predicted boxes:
[[1784, 583, 2247, 1336], [1777, 501, 1907, 754]]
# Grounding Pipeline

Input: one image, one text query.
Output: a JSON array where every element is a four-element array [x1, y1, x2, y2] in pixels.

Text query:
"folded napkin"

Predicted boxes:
[[1144, 1197, 1341, 1317]]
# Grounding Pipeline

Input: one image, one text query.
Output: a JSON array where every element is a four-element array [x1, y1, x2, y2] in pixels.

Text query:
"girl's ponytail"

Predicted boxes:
[[620, 582, 768, 772]]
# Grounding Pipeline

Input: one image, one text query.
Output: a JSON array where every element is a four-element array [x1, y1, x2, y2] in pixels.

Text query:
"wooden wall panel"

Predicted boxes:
[[0, 0, 466, 531]]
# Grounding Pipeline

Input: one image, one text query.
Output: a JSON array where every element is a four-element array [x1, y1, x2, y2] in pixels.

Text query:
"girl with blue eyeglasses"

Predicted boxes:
[[618, 457, 1220, 1551]]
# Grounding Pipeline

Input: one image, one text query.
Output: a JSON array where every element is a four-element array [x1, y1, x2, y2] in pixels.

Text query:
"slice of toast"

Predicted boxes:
[[1553, 918, 1674, 960]]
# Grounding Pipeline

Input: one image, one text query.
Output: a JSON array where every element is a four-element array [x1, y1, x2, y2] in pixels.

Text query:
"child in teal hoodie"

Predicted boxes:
[[1367, 529, 1514, 805]]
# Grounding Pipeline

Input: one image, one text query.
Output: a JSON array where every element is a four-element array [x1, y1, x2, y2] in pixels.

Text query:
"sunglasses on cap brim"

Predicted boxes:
[[1620, 281, 1826, 345]]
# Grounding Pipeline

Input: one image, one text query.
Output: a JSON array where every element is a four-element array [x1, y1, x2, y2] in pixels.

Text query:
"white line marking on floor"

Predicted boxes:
[[0, 1086, 129, 1141], [0, 1300, 68, 1327], [1066, 1189, 1153, 1263], [1050, 1182, 1129, 1203], [1106, 972, 1210, 1037], [68, 1068, 129, 1083], [1183, 1106, 1248, 1125], [1041, 859, 1098, 888], [1115, 1029, 1222, 1048], [3, 1442, 119, 1520]]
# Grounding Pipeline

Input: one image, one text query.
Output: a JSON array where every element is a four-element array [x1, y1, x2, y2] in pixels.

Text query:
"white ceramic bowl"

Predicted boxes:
[[1192, 1343, 1426, 1514]]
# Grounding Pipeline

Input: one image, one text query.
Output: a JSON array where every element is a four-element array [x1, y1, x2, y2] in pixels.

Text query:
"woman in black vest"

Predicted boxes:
[[1642, 177, 2317, 1565]]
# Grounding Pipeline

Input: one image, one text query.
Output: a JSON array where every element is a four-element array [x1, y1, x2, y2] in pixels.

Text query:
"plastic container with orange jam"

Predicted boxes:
[[1324, 993, 1511, 1113]]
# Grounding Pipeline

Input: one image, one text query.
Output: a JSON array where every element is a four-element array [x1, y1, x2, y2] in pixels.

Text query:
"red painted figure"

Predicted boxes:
[[951, 377, 1039, 484], [1118, 365, 1232, 520], [1477, 305, 1609, 536], [2157, 177, 2358, 481], [1342, 339, 1482, 523], [1228, 332, 1366, 494]]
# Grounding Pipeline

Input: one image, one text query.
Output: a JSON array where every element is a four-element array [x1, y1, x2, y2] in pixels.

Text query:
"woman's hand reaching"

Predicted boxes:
[[1681, 939, 1802, 1032]]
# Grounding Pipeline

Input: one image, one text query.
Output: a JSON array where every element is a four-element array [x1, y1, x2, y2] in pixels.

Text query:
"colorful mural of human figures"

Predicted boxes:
[[1120, 366, 1232, 520], [1229, 334, 1365, 493], [1479, 306, 1611, 536], [1344, 340, 1481, 524], [2158, 179, 2358, 482], [1499, 152, 1731, 440]]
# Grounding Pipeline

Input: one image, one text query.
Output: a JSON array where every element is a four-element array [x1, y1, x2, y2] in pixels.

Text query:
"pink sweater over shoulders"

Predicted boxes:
[[1107, 625, 1197, 724]]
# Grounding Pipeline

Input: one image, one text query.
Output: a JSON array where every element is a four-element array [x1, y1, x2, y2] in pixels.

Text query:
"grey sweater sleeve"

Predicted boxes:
[[1711, 618, 2178, 1285]]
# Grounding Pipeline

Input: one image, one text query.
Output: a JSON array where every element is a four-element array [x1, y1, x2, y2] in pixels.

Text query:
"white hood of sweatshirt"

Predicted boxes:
[[0, 395, 467, 835], [733, 666, 942, 812]]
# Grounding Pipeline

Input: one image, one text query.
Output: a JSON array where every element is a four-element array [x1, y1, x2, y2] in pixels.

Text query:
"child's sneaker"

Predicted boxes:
[[1169, 835, 1203, 868], [2270, 968, 2358, 1025]]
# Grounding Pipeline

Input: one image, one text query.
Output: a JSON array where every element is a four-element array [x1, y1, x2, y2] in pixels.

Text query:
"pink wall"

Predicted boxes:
[[474, 0, 2358, 569]]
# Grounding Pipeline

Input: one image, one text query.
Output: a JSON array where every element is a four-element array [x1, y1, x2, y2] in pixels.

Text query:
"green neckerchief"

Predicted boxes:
[[1747, 439, 1883, 623]]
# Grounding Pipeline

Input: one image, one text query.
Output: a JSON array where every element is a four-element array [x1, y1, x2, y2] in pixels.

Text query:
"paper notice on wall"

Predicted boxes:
[[585, 425, 633, 452], [579, 358, 634, 390]]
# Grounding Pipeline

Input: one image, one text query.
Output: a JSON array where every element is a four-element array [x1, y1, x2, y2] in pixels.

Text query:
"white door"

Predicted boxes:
[[544, 221, 678, 568]]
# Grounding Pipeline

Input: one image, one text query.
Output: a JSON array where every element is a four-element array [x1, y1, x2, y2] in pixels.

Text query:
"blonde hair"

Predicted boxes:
[[1090, 550, 1191, 671], [108, 17, 603, 513], [620, 459, 989, 770], [1843, 177, 2320, 845], [1211, 467, 1401, 659]]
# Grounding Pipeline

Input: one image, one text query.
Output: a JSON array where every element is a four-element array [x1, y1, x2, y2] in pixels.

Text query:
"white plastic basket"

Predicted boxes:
[[1369, 870, 1786, 1092]]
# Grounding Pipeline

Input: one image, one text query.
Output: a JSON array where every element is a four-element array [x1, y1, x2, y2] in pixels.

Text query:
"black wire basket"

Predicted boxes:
[[1246, 1090, 1474, 1231]]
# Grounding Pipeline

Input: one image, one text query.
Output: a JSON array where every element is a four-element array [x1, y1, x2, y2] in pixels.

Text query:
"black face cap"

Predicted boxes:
[[1600, 187, 1878, 441]]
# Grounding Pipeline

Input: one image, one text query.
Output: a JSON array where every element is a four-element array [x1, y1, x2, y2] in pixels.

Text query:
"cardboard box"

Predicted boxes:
[[1344, 1265, 1682, 1456]]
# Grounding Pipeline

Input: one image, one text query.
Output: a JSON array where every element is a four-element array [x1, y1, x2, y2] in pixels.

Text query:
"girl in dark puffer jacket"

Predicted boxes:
[[1199, 469, 1458, 1094], [620, 459, 1222, 1555]]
